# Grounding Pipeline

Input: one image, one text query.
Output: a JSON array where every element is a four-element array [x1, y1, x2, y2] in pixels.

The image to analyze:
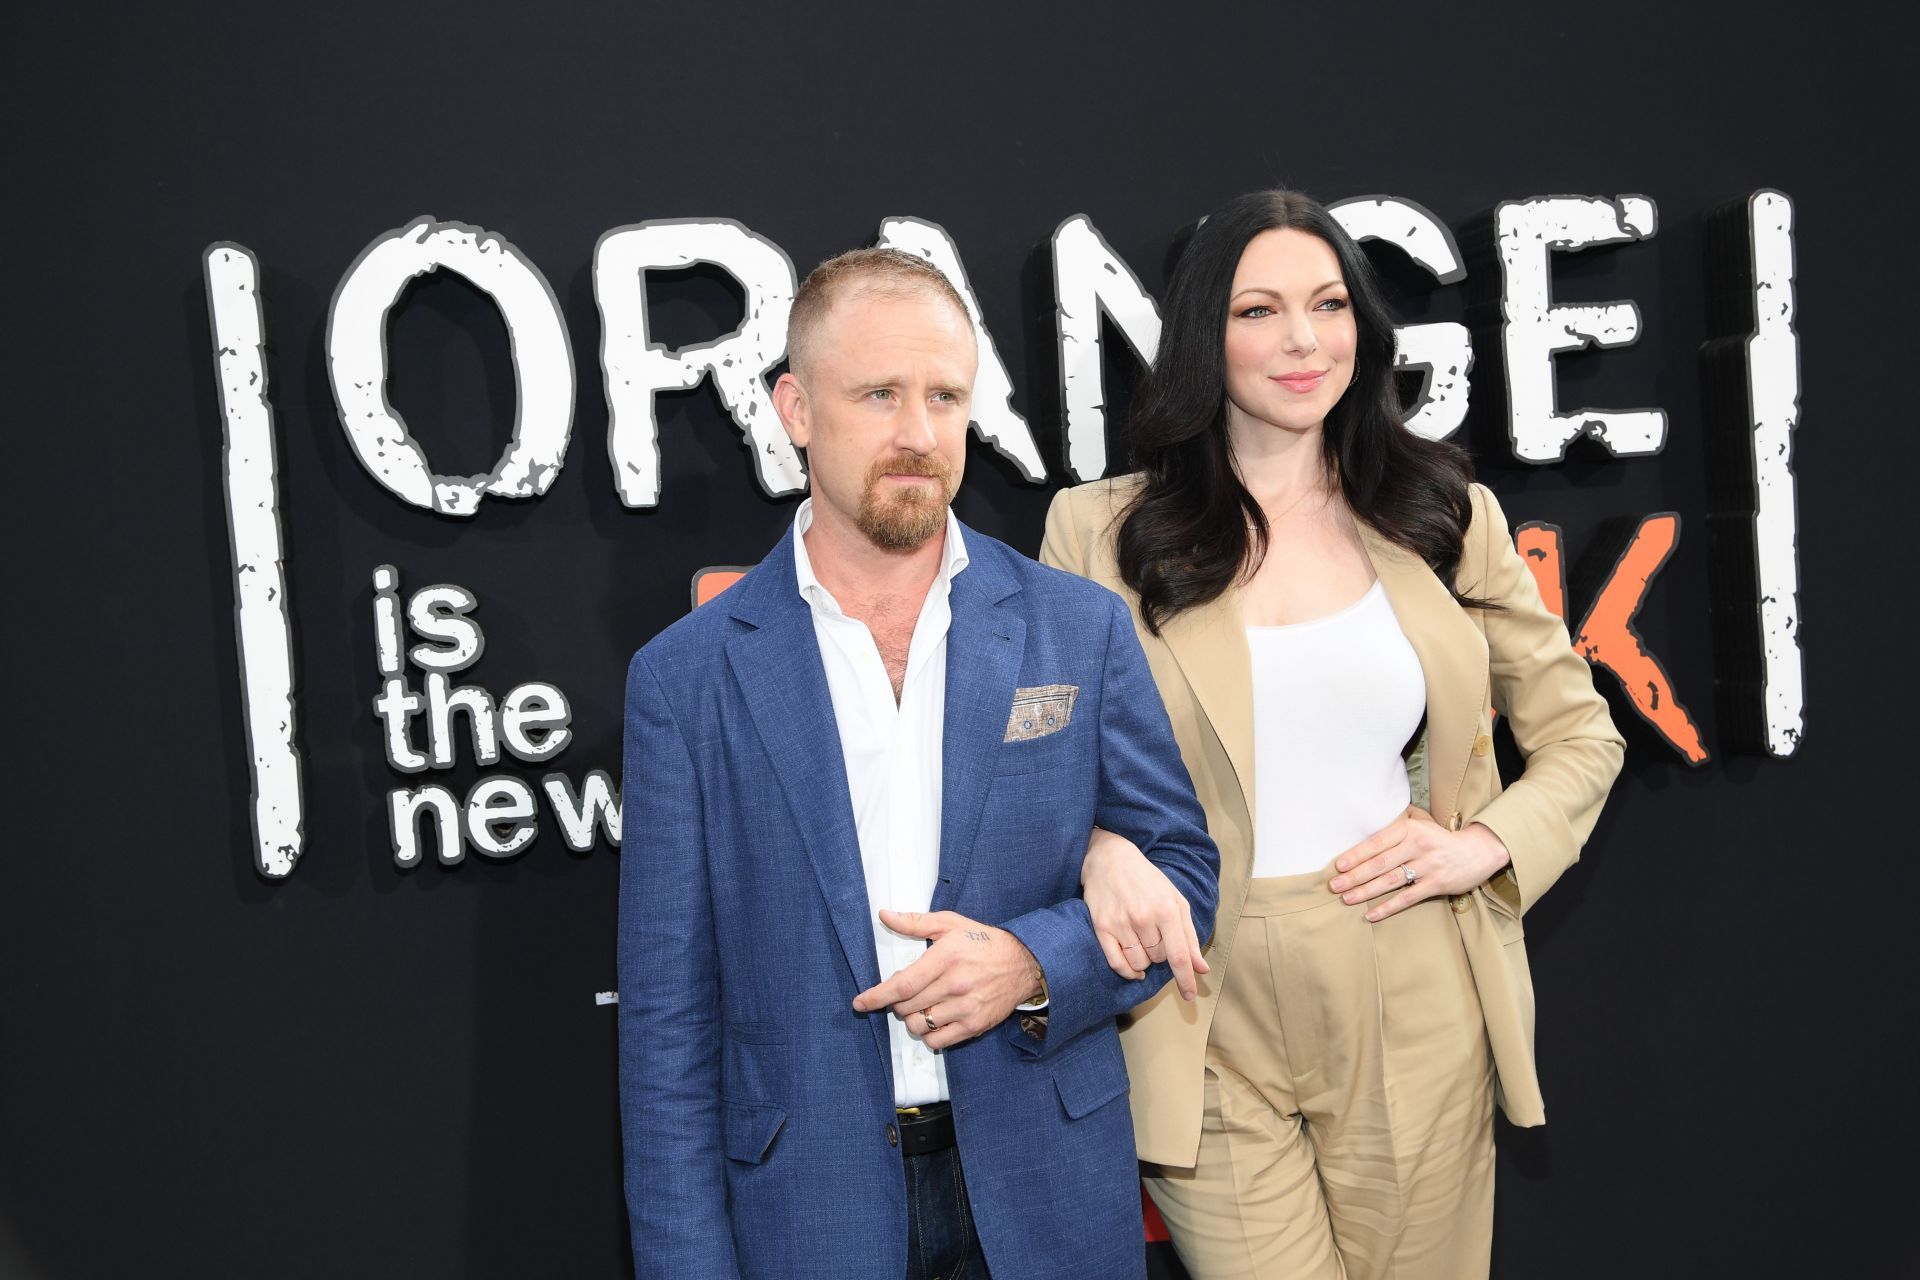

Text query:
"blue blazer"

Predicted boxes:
[[618, 523, 1218, 1279]]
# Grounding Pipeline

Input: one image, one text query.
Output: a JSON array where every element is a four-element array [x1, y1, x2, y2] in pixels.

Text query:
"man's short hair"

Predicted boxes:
[[787, 247, 973, 377]]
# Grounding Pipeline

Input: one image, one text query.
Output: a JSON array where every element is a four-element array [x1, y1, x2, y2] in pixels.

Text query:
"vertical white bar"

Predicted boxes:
[[1745, 192, 1804, 756], [205, 242, 305, 877], [1052, 214, 1162, 482]]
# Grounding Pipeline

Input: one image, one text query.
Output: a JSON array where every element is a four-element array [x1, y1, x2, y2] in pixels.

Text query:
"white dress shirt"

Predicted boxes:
[[791, 498, 968, 1108]]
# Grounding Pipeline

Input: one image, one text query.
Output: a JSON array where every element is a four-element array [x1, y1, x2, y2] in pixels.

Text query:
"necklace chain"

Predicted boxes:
[[1246, 481, 1330, 530]]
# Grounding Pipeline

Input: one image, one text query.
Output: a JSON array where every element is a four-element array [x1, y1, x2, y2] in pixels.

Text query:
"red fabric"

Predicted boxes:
[[1141, 1181, 1169, 1242]]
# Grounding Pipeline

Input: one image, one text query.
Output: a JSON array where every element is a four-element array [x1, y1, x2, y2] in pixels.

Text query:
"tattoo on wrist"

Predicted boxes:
[[964, 930, 991, 942]]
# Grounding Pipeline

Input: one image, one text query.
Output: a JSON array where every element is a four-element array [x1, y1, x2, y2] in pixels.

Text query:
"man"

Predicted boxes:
[[618, 247, 1217, 1279]]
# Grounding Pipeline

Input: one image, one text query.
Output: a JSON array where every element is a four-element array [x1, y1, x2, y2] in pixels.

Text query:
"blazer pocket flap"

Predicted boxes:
[[1052, 1040, 1129, 1120], [722, 1100, 787, 1164], [1005, 684, 1079, 743]]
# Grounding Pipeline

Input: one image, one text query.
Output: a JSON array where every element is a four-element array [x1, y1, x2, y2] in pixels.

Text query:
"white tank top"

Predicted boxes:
[[1246, 580, 1428, 878]]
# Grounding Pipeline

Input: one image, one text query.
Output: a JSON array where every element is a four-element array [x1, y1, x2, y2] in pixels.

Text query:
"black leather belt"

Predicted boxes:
[[895, 1102, 955, 1156]]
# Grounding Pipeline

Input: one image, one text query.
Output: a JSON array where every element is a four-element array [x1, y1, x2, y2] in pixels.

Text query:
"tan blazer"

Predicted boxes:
[[1041, 475, 1626, 1167]]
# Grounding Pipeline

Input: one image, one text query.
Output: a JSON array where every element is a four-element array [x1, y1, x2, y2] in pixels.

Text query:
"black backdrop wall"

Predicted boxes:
[[6, 4, 1915, 1277]]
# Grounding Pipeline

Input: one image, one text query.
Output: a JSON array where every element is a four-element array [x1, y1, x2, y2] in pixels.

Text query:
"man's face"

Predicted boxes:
[[775, 289, 977, 552]]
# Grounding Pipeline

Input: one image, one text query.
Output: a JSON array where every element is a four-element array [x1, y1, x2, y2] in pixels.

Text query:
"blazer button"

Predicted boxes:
[[886, 1123, 899, 1148], [1451, 895, 1472, 915], [1473, 733, 1493, 758]]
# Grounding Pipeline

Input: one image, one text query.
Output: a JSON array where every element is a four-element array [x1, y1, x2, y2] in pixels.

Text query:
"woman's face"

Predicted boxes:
[[1222, 227, 1357, 446]]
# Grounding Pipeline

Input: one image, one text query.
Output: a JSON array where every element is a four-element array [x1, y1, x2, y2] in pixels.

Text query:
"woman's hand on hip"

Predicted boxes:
[[1081, 826, 1210, 1000], [1328, 805, 1512, 922]]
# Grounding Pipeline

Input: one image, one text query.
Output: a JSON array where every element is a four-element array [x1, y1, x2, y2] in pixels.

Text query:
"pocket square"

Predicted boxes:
[[1004, 684, 1078, 742]]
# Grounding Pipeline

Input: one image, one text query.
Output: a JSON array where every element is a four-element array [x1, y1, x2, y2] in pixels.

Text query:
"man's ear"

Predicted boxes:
[[772, 371, 810, 448]]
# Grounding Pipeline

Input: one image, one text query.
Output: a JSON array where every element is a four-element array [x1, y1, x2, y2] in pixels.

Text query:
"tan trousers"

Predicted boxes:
[[1143, 865, 1496, 1279]]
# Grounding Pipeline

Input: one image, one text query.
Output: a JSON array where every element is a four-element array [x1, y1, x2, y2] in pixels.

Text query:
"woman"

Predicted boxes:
[[1048, 190, 1625, 1279]]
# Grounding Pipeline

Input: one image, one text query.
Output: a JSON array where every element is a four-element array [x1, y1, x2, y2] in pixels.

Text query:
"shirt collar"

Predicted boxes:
[[791, 498, 969, 616]]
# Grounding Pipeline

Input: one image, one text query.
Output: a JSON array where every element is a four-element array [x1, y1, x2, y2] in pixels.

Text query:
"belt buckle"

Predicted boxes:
[[893, 1102, 954, 1156]]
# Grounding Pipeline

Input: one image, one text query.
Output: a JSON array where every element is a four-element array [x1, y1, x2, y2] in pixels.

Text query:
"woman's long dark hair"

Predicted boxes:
[[1117, 189, 1483, 634]]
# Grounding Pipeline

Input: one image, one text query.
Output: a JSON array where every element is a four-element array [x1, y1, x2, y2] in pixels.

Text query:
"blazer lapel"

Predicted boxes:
[[1158, 591, 1257, 825], [1358, 524, 1488, 823], [723, 534, 886, 1012], [932, 539, 1026, 913]]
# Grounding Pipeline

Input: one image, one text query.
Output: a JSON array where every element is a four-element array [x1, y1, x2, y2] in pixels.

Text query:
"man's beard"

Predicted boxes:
[[856, 452, 954, 550]]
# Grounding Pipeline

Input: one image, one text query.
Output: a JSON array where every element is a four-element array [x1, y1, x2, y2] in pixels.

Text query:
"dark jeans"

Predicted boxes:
[[904, 1144, 990, 1280]]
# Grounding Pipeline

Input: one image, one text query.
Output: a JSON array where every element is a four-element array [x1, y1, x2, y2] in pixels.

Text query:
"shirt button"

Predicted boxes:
[[1473, 733, 1493, 757], [886, 1123, 899, 1148]]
